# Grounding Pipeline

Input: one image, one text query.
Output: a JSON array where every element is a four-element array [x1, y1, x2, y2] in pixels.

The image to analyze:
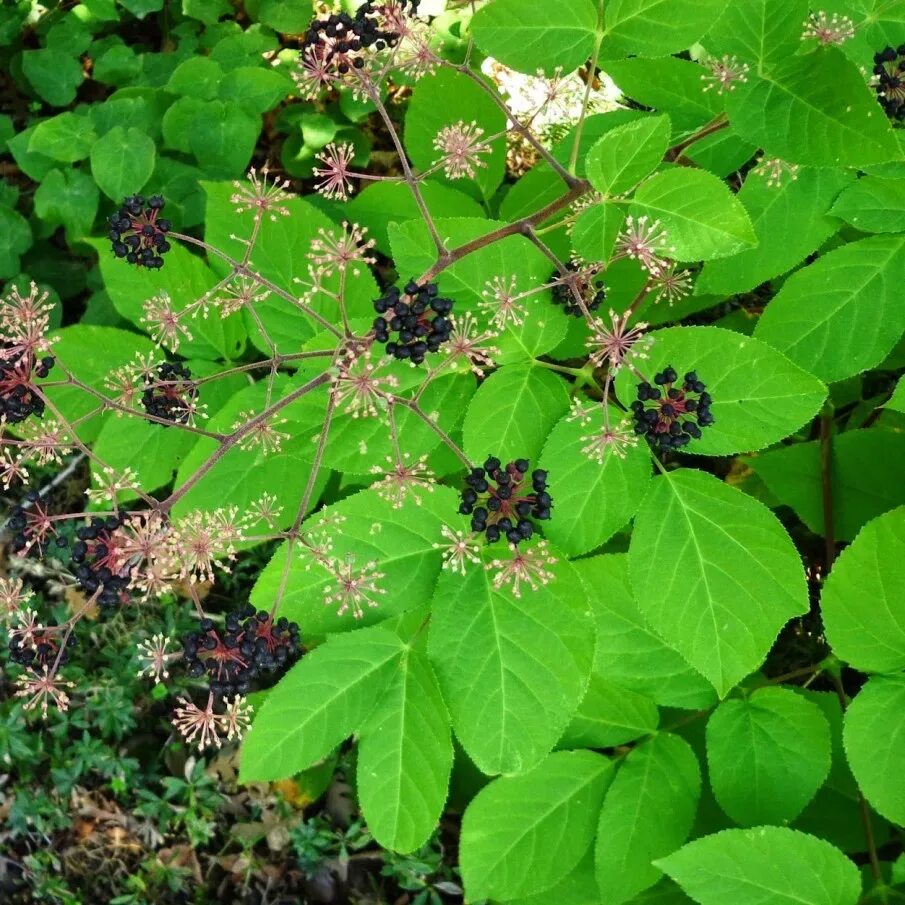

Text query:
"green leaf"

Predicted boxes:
[[706, 687, 831, 825], [90, 126, 156, 200], [22, 50, 83, 107], [695, 167, 852, 297], [602, 58, 723, 133], [574, 555, 718, 710], [604, 0, 731, 56], [257, 0, 312, 33], [404, 68, 507, 199], [471, 0, 598, 76], [829, 176, 905, 233], [389, 217, 568, 363], [166, 56, 224, 100], [240, 625, 405, 782], [843, 675, 905, 826], [28, 113, 97, 162], [428, 554, 595, 775], [463, 364, 571, 462], [613, 326, 827, 456], [657, 827, 861, 905], [754, 235, 905, 383], [747, 431, 905, 544], [561, 675, 659, 748], [250, 487, 457, 635], [595, 734, 701, 905], [586, 115, 671, 198], [539, 405, 652, 556], [502, 849, 611, 905], [219, 67, 291, 114], [182, 0, 231, 24], [725, 49, 901, 167], [0, 205, 32, 280], [459, 750, 614, 901], [629, 469, 809, 697], [821, 506, 905, 673], [630, 169, 757, 261], [889, 376, 905, 414], [571, 202, 625, 264], [33, 169, 99, 240], [357, 635, 453, 853], [703, 0, 808, 73], [189, 102, 259, 177]]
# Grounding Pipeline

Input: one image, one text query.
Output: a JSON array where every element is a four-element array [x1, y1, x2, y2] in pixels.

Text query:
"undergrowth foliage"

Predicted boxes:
[[3, 0, 905, 902]]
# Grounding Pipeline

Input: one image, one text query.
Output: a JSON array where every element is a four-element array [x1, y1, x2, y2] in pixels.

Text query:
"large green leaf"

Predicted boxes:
[[604, 0, 731, 56], [404, 68, 506, 199], [250, 486, 457, 636], [561, 675, 659, 749], [613, 326, 827, 456], [706, 686, 831, 825], [389, 217, 568, 363], [539, 405, 652, 556], [586, 116, 671, 198], [695, 167, 851, 297], [821, 507, 905, 673], [428, 554, 595, 775], [357, 634, 453, 853], [28, 112, 97, 162], [239, 624, 405, 782], [471, 0, 599, 75], [829, 175, 905, 233], [595, 734, 701, 905], [574, 556, 717, 710], [746, 430, 905, 544], [459, 750, 614, 901], [629, 469, 809, 696], [0, 205, 32, 279], [725, 49, 901, 167], [754, 235, 905, 382], [843, 675, 905, 826], [463, 364, 571, 462], [657, 827, 861, 905], [90, 126, 155, 200], [630, 169, 757, 261]]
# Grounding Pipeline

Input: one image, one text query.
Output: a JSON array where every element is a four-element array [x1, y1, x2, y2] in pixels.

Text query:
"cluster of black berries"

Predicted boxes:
[[108, 194, 171, 268], [459, 457, 552, 544], [9, 625, 76, 669], [0, 347, 54, 424], [551, 265, 606, 317], [7, 491, 65, 559], [69, 515, 132, 612], [873, 46, 905, 120], [631, 367, 714, 450], [182, 605, 300, 698], [141, 362, 198, 425], [303, 0, 420, 75], [373, 280, 454, 364]]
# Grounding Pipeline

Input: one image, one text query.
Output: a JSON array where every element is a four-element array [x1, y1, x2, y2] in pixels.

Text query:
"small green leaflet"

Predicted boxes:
[[239, 624, 405, 782], [428, 553, 595, 775], [821, 506, 905, 673], [843, 675, 905, 826], [830, 175, 905, 233], [459, 750, 614, 901], [613, 326, 827, 456], [630, 169, 757, 261], [754, 235, 905, 383], [471, 0, 598, 76], [629, 469, 809, 697], [357, 633, 453, 854], [725, 49, 901, 166], [595, 733, 701, 905], [585, 115, 671, 198], [539, 404, 652, 557], [656, 827, 861, 905], [463, 364, 571, 462], [706, 686, 832, 825]]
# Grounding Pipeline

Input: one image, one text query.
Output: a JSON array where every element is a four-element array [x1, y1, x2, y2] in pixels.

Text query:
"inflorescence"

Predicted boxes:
[[459, 457, 552, 544], [142, 362, 198, 425], [873, 46, 905, 121], [108, 194, 172, 268], [0, 345, 54, 424], [551, 264, 606, 317], [631, 367, 714, 450], [70, 515, 133, 612], [373, 279, 454, 364], [182, 606, 300, 699]]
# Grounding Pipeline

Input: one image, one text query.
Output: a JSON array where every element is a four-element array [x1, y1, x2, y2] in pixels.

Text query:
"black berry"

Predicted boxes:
[[631, 367, 714, 450], [141, 362, 198, 425], [373, 279, 454, 365], [108, 194, 171, 269]]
